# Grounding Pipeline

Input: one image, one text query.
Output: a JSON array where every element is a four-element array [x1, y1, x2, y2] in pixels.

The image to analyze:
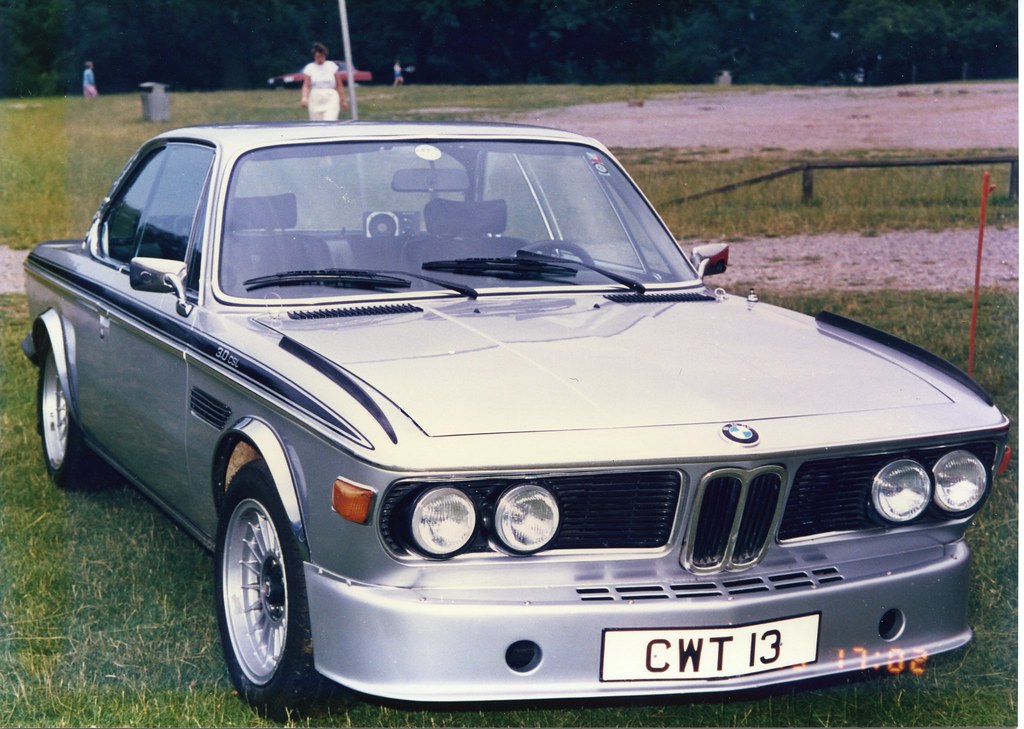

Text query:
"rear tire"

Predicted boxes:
[[215, 461, 332, 718], [36, 344, 100, 489]]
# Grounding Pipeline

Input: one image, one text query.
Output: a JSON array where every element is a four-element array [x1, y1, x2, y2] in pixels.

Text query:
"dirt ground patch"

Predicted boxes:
[[505, 81, 1018, 154]]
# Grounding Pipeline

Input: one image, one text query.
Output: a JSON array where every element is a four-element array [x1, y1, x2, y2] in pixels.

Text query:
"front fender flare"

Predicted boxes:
[[216, 417, 310, 561]]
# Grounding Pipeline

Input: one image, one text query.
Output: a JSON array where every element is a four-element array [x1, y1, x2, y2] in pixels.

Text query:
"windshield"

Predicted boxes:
[[218, 139, 695, 301]]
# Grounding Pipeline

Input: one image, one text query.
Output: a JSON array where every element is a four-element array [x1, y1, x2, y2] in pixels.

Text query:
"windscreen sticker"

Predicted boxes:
[[415, 144, 442, 161], [587, 152, 611, 175]]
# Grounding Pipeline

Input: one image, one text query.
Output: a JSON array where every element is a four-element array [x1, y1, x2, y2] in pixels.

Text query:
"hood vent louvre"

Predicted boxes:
[[289, 303, 423, 320], [604, 292, 715, 304]]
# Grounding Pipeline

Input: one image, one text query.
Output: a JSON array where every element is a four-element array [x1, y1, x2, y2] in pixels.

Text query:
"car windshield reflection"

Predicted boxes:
[[217, 140, 695, 301]]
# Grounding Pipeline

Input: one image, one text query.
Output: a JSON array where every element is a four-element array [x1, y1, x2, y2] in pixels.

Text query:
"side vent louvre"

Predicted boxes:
[[604, 292, 715, 304], [289, 303, 423, 320], [190, 388, 232, 429]]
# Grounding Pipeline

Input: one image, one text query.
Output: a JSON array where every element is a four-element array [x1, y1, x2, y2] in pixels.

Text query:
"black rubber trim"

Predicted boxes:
[[816, 310, 994, 406]]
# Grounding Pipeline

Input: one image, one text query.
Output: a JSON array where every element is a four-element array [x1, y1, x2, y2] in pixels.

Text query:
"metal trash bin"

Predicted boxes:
[[139, 82, 170, 121]]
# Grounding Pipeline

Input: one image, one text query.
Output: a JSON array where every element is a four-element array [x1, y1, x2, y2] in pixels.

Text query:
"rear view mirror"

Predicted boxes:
[[392, 167, 469, 193], [129, 257, 192, 316], [692, 243, 729, 277]]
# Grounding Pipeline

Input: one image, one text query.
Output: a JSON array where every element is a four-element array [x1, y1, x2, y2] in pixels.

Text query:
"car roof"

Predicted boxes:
[[153, 121, 604, 156]]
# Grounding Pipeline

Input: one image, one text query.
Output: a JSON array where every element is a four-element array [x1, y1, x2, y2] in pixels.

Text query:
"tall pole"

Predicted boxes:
[[968, 171, 996, 376], [338, 0, 358, 120]]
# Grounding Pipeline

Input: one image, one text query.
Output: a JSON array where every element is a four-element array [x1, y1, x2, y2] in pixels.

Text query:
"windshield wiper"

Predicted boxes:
[[515, 249, 647, 294], [421, 257, 578, 281], [381, 270, 480, 299], [244, 269, 412, 292]]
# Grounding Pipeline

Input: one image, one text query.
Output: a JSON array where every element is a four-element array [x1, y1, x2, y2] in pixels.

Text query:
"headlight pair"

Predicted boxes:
[[871, 449, 988, 523], [409, 484, 560, 558]]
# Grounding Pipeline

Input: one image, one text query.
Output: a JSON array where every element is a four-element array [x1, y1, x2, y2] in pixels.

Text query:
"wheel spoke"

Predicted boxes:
[[243, 536, 262, 562], [239, 559, 261, 576]]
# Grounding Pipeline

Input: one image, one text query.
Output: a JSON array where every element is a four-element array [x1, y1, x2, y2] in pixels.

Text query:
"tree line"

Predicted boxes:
[[0, 0, 1016, 97]]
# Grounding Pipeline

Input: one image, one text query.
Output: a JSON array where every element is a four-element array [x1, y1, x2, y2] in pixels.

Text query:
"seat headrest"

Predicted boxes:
[[227, 193, 298, 231], [424, 198, 507, 237]]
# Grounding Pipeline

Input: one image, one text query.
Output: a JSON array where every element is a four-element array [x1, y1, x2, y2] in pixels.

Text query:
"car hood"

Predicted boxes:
[[272, 294, 952, 437]]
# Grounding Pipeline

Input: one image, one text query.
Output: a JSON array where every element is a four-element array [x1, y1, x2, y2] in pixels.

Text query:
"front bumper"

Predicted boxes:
[[305, 541, 972, 702]]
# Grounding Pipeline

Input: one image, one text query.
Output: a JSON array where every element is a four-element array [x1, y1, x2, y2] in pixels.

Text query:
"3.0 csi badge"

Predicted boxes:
[[721, 422, 759, 446]]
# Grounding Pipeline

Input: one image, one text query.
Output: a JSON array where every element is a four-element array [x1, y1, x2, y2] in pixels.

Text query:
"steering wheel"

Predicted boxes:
[[521, 240, 595, 268]]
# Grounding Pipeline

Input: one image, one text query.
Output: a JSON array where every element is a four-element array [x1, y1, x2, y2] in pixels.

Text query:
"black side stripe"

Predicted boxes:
[[28, 254, 369, 445], [187, 335, 368, 446], [28, 253, 196, 343], [279, 335, 398, 445], [815, 310, 994, 406]]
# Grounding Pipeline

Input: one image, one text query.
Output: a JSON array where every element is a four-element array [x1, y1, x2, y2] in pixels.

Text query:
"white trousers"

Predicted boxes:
[[308, 88, 340, 121]]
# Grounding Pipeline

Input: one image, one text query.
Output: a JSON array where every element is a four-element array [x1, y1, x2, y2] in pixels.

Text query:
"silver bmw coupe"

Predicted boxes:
[[22, 122, 1010, 714]]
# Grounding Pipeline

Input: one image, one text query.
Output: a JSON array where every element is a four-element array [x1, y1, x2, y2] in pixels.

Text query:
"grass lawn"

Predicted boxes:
[[0, 86, 1017, 726]]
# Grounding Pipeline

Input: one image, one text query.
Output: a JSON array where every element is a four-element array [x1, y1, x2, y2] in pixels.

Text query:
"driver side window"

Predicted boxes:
[[103, 144, 214, 264], [105, 150, 163, 262]]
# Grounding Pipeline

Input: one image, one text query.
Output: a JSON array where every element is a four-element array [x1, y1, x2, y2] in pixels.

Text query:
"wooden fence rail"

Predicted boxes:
[[670, 154, 1018, 205]]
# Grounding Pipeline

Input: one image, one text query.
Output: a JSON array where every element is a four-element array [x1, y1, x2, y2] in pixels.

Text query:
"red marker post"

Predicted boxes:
[[968, 171, 997, 376]]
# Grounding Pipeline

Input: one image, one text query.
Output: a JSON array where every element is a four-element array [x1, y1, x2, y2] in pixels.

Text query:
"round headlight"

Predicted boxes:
[[933, 450, 987, 513], [871, 459, 931, 522], [494, 484, 560, 554], [410, 487, 477, 557]]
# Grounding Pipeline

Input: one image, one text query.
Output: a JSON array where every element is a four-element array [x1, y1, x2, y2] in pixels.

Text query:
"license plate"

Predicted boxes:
[[601, 613, 820, 681]]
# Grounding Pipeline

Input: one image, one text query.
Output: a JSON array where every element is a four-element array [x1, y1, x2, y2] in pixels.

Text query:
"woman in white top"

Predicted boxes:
[[300, 42, 347, 120]]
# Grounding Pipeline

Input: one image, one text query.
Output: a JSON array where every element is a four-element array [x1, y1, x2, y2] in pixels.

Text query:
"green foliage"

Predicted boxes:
[[0, 0, 1017, 96], [652, 0, 850, 84], [834, 0, 1019, 83]]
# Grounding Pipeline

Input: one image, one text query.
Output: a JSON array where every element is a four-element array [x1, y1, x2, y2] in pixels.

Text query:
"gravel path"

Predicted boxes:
[[0, 246, 29, 295], [511, 82, 1018, 154], [707, 226, 1018, 293]]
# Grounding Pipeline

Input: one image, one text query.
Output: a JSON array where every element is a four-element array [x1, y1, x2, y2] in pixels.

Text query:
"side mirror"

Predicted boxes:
[[129, 257, 193, 316], [692, 243, 729, 277]]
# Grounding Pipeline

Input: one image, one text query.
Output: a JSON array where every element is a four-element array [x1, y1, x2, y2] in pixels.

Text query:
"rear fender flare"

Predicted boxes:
[[31, 309, 79, 422], [214, 417, 309, 561]]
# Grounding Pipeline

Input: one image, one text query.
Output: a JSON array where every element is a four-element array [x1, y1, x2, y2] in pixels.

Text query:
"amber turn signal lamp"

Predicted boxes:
[[333, 479, 374, 524], [997, 446, 1013, 475]]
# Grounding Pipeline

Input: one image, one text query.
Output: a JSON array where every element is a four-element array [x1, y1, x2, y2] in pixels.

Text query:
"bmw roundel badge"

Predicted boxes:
[[721, 422, 759, 446]]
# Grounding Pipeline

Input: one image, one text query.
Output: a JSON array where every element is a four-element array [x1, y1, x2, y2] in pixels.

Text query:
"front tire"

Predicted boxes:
[[215, 461, 330, 717]]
